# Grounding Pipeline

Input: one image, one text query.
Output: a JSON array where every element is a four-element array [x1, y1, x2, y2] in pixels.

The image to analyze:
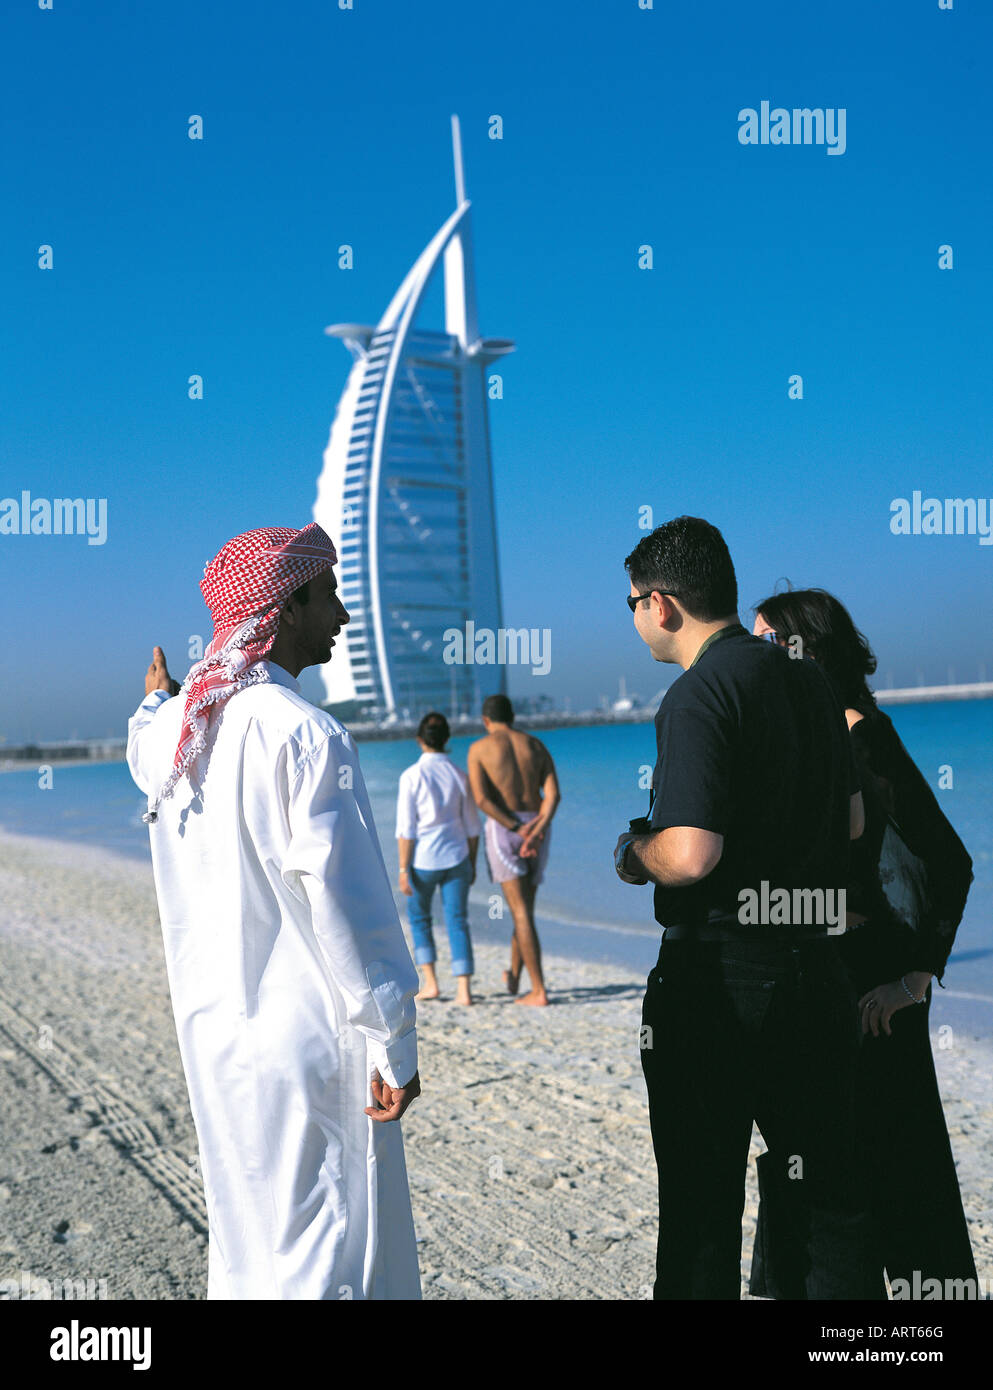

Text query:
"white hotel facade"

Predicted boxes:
[[313, 118, 513, 722]]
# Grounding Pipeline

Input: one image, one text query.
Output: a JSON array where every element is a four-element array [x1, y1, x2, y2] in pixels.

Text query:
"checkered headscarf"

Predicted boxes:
[[143, 523, 337, 822]]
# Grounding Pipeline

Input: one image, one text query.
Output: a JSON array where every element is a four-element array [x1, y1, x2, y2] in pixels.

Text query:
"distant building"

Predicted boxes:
[[313, 116, 513, 723]]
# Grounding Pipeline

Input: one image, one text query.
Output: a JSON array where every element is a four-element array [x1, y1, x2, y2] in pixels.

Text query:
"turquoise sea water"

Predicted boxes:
[[2, 702, 990, 1016]]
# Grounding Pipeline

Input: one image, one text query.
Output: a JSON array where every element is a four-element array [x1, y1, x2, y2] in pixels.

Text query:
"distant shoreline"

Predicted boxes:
[[3, 683, 991, 769], [874, 681, 993, 705]]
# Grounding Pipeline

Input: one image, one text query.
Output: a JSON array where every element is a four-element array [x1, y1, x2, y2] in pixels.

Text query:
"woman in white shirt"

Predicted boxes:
[[396, 712, 481, 1005]]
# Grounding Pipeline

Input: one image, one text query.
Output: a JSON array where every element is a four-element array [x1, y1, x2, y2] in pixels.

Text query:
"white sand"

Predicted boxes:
[[0, 828, 989, 1300]]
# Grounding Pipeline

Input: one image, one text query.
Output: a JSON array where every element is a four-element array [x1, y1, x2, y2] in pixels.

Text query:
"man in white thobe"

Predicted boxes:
[[126, 523, 421, 1300]]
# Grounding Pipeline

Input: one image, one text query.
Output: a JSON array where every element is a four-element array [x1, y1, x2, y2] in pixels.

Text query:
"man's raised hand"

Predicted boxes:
[[145, 646, 181, 697], [365, 1068, 420, 1123]]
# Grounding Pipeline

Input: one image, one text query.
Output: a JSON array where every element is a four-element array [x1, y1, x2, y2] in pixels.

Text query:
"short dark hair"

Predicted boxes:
[[624, 516, 737, 622], [482, 693, 514, 725], [753, 587, 878, 716], [417, 711, 450, 750]]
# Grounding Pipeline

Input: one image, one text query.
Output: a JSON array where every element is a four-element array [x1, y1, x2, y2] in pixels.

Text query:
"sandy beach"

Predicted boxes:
[[0, 827, 990, 1301]]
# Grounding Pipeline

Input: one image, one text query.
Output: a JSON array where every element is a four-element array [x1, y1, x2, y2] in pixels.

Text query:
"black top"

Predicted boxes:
[[847, 707, 972, 982], [649, 626, 858, 932]]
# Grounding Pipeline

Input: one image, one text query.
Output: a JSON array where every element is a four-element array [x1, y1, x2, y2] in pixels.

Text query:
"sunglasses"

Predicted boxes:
[[627, 589, 679, 613]]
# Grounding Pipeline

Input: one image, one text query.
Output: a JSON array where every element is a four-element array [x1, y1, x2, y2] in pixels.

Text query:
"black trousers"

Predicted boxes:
[[640, 934, 882, 1300], [750, 928, 978, 1297]]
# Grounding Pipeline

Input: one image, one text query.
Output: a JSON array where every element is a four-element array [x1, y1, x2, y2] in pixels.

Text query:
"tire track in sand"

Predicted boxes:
[[0, 988, 208, 1234]]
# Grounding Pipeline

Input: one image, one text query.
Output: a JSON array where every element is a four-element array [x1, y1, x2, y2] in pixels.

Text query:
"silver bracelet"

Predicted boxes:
[[900, 974, 926, 1004]]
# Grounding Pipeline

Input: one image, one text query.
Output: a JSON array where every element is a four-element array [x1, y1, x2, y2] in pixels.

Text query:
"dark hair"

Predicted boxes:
[[482, 693, 514, 725], [753, 587, 878, 716], [417, 711, 450, 750], [624, 516, 737, 622]]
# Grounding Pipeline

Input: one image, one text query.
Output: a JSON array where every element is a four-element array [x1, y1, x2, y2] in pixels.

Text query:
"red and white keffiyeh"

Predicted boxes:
[[144, 523, 337, 822]]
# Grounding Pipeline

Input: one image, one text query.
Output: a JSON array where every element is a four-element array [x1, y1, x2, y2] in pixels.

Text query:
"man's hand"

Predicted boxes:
[[145, 646, 181, 697], [365, 1068, 420, 1122], [614, 832, 649, 885], [518, 819, 544, 859]]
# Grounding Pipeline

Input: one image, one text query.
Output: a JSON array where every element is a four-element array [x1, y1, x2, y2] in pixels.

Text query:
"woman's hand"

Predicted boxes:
[[858, 974, 929, 1037], [398, 868, 414, 897]]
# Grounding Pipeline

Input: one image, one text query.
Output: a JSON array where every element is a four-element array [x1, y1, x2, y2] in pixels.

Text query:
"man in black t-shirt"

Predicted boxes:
[[647, 619, 860, 934], [615, 517, 879, 1301]]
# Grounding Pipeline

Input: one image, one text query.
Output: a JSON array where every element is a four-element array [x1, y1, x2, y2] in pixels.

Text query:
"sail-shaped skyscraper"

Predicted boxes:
[[313, 117, 513, 722]]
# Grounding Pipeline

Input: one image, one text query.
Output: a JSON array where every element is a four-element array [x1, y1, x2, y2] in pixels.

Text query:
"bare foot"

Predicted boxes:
[[415, 987, 441, 1001], [502, 968, 520, 997], [455, 991, 474, 1007], [515, 988, 549, 1007]]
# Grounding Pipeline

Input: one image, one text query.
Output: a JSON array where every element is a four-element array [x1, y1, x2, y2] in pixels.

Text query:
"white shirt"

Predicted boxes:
[[395, 751, 481, 871], [126, 661, 420, 1301]]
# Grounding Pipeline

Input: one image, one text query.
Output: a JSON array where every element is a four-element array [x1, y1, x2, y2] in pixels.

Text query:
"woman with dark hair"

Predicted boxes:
[[395, 712, 480, 1006], [749, 587, 977, 1298]]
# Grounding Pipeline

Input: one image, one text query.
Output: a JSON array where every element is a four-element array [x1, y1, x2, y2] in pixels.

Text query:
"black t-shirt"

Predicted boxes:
[[649, 626, 859, 931]]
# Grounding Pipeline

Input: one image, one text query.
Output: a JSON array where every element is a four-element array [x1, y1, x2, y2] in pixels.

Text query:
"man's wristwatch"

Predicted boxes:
[[508, 818, 523, 833], [615, 835, 635, 876]]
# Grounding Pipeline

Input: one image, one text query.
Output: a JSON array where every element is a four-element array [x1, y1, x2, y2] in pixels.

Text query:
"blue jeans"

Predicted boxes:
[[407, 857, 474, 977]]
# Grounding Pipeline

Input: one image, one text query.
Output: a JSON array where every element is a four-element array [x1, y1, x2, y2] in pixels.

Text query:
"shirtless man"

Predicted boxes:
[[467, 694, 561, 1006]]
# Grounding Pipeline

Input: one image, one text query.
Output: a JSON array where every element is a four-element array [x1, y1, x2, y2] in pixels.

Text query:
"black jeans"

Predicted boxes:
[[640, 934, 881, 1300]]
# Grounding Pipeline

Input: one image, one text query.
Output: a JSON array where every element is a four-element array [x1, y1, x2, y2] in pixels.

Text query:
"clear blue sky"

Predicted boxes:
[[2, 0, 991, 741]]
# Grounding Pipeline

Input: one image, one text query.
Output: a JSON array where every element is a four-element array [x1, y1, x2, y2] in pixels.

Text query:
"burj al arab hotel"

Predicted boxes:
[[313, 117, 513, 722]]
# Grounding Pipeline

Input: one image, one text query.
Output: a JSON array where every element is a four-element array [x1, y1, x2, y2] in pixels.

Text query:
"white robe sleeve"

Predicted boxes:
[[281, 733, 419, 1091], [126, 690, 174, 794]]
